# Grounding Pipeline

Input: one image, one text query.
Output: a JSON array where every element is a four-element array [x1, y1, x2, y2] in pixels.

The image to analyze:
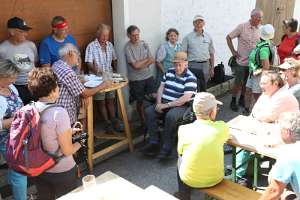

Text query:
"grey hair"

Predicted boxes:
[[0, 59, 20, 78], [96, 23, 110, 36], [58, 43, 79, 59], [251, 8, 263, 17], [278, 112, 300, 141], [194, 107, 215, 119]]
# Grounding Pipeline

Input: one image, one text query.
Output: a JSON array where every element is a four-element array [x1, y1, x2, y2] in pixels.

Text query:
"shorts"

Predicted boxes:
[[246, 74, 262, 94], [129, 76, 156, 103], [232, 63, 249, 85], [93, 91, 115, 101]]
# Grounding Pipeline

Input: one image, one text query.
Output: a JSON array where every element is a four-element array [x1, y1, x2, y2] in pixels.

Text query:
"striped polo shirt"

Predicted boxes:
[[162, 68, 197, 102]]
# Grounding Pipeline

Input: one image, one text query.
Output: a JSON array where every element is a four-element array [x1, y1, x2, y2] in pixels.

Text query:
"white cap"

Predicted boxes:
[[293, 44, 300, 54], [193, 15, 205, 22], [260, 24, 275, 40], [193, 92, 222, 114]]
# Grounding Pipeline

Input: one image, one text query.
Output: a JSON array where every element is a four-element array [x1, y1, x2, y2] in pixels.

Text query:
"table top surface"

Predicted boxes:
[[227, 115, 285, 159]]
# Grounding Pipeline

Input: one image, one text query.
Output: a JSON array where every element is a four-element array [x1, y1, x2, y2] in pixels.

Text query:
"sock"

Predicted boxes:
[[232, 96, 236, 102]]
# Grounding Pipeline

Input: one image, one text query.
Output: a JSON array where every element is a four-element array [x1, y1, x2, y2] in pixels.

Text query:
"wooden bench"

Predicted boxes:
[[199, 180, 261, 200]]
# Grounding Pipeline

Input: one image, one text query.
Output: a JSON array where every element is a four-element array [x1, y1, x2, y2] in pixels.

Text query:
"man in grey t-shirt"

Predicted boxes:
[[124, 25, 156, 128], [182, 15, 215, 92], [0, 17, 38, 105]]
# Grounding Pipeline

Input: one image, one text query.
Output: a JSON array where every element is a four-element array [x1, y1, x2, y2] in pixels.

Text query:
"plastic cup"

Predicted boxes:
[[82, 175, 96, 190]]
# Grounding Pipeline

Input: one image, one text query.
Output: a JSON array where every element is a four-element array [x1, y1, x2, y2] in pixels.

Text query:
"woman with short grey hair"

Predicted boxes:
[[0, 59, 27, 200]]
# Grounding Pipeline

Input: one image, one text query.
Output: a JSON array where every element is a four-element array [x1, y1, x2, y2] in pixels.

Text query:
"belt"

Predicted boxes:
[[190, 60, 208, 63]]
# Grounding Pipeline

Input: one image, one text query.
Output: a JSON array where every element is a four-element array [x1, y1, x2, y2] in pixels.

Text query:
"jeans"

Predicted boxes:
[[0, 143, 27, 200], [145, 104, 188, 150]]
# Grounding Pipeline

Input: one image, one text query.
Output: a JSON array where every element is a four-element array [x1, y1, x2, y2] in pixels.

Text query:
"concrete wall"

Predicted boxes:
[[294, 0, 300, 23]]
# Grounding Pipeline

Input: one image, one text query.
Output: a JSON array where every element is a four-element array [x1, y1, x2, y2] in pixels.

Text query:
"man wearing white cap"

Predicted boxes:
[[175, 92, 229, 200], [277, 61, 300, 104], [226, 9, 262, 112], [182, 15, 215, 92], [243, 24, 275, 115]]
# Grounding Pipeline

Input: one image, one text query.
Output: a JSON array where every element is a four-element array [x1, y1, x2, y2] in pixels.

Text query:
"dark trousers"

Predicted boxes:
[[14, 84, 37, 105], [177, 170, 194, 200], [34, 166, 78, 200], [188, 62, 208, 92]]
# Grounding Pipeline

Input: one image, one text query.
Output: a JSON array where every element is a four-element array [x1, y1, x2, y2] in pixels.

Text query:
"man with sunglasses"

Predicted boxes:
[[0, 17, 38, 105], [39, 16, 79, 69]]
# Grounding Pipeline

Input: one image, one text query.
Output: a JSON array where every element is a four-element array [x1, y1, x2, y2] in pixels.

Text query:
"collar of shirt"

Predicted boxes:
[[167, 41, 180, 49], [247, 21, 259, 30], [193, 30, 204, 37]]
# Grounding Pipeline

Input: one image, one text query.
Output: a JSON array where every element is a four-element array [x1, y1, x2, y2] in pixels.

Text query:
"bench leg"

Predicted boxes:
[[252, 153, 259, 190], [231, 146, 236, 182]]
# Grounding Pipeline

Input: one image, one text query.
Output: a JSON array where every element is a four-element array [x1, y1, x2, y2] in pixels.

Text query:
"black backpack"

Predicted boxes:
[[211, 62, 225, 84]]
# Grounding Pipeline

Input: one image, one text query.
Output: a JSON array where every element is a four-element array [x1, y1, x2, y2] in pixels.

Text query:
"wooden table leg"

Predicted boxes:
[[231, 146, 236, 182], [87, 96, 94, 172], [116, 88, 134, 152]]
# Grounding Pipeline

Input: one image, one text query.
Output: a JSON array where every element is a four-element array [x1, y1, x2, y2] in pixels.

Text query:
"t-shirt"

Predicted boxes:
[[277, 34, 300, 64], [270, 143, 300, 198], [248, 40, 270, 72], [252, 86, 299, 122], [124, 40, 153, 81], [289, 83, 300, 106], [39, 34, 77, 65], [0, 40, 38, 85], [178, 120, 229, 188], [39, 104, 76, 173], [161, 68, 197, 102]]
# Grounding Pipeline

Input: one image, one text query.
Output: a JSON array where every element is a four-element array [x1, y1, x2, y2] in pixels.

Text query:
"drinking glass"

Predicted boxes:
[[82, 175, 96, 190]]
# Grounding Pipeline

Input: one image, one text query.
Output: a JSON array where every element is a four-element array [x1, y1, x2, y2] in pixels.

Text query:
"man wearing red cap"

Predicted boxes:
[[39, 16, 79, 68]]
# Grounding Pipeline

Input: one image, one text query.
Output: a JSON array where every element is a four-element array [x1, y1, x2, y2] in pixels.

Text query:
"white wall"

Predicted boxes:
[[294, 0, 300, 23], [161, 0, 256, 74]]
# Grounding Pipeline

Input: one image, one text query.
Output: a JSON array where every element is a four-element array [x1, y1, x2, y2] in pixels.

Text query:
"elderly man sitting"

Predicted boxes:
[[142, 51, 197, 160], [236, 70, 299, 184], [175, 92, 229, 200], [52, 43, 111, 126], [260, 112, 300, 200]]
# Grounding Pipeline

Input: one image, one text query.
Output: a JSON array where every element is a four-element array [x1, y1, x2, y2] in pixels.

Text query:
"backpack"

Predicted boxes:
[[6, 102, 62, 177], [211, 62, 225, 84], [255, 42, 279, 68]]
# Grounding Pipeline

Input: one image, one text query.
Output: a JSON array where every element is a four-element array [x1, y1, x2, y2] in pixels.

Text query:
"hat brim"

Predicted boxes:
[[276, 62, 295, 70], [172, 59, 187, 63], [216, 100, 223, 105], [19, 26, 32, 31]]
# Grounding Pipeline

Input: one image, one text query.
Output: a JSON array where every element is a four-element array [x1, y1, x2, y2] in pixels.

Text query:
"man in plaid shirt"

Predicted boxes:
[[53, 43, 111, 125]]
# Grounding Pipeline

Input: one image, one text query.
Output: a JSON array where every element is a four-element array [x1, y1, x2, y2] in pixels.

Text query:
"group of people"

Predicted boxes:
[[0, 6, 300, 200]]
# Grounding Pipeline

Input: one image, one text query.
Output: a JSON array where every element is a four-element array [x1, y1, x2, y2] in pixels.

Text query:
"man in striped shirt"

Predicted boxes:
[[142, 52, 197, 160]]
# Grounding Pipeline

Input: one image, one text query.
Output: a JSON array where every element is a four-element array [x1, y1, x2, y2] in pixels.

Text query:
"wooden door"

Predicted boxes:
[[256, 0, 295, 45]]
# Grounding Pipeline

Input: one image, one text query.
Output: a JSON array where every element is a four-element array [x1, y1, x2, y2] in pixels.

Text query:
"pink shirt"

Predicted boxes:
[[252, 86, 299, 122], [40, 106, 76, 173], [228, 21, 260, 66]]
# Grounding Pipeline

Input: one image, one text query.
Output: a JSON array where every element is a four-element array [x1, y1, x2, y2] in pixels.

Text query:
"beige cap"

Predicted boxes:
[[277, 61, 297, 70], [193, 15, 205, 22], [193, 92, 222, 114], [172, 51, 188, 63]]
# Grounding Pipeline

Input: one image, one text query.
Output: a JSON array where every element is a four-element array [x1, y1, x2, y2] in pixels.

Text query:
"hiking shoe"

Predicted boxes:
[[242, 108, 250, 116], [230, 100, 239, 112], [141, 143, 160, 157], [238, 97, 245, 107]]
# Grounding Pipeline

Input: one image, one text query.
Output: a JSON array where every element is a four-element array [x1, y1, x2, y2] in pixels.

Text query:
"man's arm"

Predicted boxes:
[[209, 53, 215, 78], [128, 58, 150, 70], [80, 80, 112, 98], [156, 83, 164, 104], [86, 62, 98, 75], [226, 35, 239, 57], [259, 179, 286, 200], [262, 59, 270, 70], [168, 93, 194, 107]]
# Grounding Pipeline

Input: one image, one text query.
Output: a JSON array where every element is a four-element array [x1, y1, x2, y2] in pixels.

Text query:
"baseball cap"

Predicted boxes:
[[277, 61, 297, 70], [172, 52, 188, 63], [7, 17, 32, 31], [193, 92, 222, 114], [260, 24, 275, 40], [193, 15, 205, 22]]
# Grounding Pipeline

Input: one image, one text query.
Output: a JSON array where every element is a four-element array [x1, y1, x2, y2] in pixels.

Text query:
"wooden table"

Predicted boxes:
[[57, 171, 144, 200], [227, 115, 285, 189], [86, 80, 134, 171]]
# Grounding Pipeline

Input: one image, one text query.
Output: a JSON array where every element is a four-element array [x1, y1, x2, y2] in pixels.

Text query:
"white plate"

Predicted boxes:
[[112, 73, 122, 78], [84, 80, 103, 88], [84, 75, 102, 82]]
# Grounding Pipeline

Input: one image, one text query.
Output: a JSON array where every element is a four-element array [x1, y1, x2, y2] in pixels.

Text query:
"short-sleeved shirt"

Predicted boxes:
[[161, 68, 197, 102], [52, 60, 85, 125], [156, 42, 182, 70], [124, 40, 153, 81], [39, 34, 77, 65], [178, 120, 229, 188], [289, 83, 300, 106], [252, 86, 299, 122], [248, 40, 270, 72], [182, 31, 215, 62], [85, 39, 117, 71], [228, 21, 260, 66], [277, 34, 300, 64], [39, 104, 76, 173], [270, 144, 300, 198], [0, 40, 38, 85]]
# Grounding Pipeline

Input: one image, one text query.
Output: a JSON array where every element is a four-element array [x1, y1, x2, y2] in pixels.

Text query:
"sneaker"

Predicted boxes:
[[157, 149, 172, 160], [112, 118, 124, 132], [238, 97, 245, 107], [230, 100, 239, 112], [141, 143, 160, 157]]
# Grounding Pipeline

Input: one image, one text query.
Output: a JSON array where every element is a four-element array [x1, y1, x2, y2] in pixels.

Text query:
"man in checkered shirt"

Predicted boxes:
[[85, 24, 124, 133], [53, 43, 111, 125]]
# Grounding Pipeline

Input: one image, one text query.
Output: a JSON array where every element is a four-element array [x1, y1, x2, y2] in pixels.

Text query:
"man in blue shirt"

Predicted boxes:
[[39, 16, 78, 68], [260, 111, 300, 200], [142, 52, 197, 160]]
